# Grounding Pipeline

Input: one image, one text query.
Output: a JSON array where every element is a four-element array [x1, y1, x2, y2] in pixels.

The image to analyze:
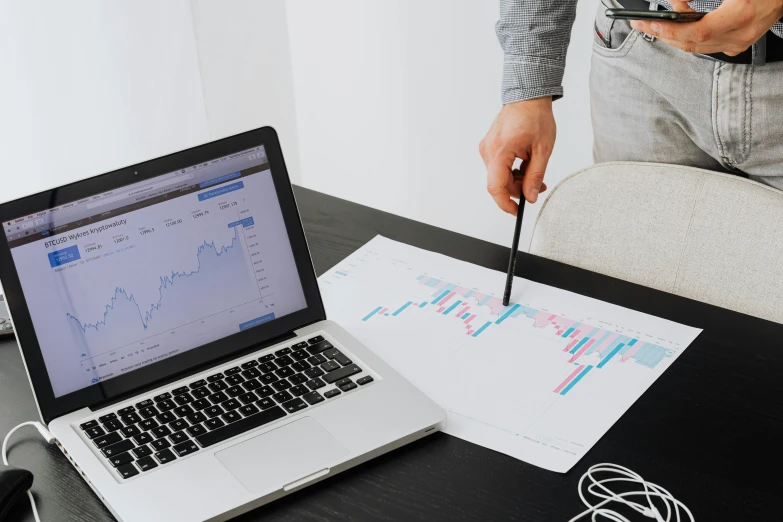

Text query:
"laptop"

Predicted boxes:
[[0, 127, 445, 521]]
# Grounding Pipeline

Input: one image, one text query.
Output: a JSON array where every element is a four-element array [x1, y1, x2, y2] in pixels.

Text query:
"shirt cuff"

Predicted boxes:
[[501, 58, 565, 104]]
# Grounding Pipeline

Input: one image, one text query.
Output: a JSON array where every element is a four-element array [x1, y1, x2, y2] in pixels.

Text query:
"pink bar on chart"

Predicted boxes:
[[569, 339, 596, 363], [464, 314, 476, 324], [457, 306, 470, 317], [595, 332, 618, 354], [418, 277, 429, 285], [435, 281, 447, 289], [622, 343, 641, 362], [454, 287, 470, 296], [486, 297, 505, 315], [438, 292, 456, 305], [378, 308, 388, 315], [569, 329, 582, 339], [563, 338, 579, 353], [471, 292, 486, 303], [553, 365, 585, 394], [466, 330, 473, 336], [413, 303, 419, 306], [533, 312, 554, 328], [437, 307, 445, 313]]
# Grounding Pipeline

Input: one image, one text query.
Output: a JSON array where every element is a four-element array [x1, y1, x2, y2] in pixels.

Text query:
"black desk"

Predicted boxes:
[[2, 186, 780, 521]]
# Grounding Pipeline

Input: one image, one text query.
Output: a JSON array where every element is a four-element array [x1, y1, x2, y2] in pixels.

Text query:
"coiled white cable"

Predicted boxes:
[[2, 421, 56, 522], [569, 463, 695, 522]]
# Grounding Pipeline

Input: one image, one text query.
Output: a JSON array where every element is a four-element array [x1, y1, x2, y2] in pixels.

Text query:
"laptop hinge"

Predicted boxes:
[[88, 331, 297, 412]]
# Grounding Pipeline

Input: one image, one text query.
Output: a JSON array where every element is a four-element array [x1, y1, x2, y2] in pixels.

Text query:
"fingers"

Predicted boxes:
[[668, 0, 697, 13], [521, 148, 551, 204], [486, 155, 519, 215]]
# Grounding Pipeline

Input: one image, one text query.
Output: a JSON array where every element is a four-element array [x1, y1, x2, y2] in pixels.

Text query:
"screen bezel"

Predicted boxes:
[[0, 126, 325, 424]]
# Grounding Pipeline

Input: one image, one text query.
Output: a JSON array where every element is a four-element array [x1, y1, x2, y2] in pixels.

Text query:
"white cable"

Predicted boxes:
[[2, 421, 56, 522], [569, 463, 695, 522]]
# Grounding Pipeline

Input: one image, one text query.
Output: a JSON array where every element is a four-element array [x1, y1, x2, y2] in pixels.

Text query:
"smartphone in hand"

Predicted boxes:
[[605, 9, 705, 22]]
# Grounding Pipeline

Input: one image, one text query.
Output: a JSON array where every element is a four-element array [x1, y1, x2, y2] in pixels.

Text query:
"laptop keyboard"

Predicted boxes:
[[76, 335, 375, 480]]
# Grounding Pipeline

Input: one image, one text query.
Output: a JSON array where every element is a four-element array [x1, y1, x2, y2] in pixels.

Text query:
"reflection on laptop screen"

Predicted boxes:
[[4, 146, 307, 397]]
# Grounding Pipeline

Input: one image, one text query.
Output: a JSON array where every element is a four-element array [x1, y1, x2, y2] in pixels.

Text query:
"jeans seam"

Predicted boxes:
[[712, 63, 729, 166]]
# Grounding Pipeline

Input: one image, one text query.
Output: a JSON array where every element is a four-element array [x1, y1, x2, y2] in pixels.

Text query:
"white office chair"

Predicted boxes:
[[530, 162, 783, 324]]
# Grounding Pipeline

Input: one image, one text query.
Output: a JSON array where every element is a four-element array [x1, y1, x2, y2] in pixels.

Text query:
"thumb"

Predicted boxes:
[[521, 149, 550, 204]]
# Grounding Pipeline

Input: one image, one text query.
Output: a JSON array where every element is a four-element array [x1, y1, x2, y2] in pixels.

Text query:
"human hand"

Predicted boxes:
[[479, 97, 556, 215], [631, 0, 783, 56]]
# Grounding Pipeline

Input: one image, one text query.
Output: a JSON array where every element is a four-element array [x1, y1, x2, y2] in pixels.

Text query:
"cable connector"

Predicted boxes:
[[3, 420, 56, 522]]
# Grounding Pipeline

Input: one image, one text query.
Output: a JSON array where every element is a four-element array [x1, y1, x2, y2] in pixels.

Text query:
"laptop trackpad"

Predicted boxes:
[[215, 417, 349, 494]]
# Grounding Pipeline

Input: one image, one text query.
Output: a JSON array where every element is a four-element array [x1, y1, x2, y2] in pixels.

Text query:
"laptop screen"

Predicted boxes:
[[3, 145, 307, 398]]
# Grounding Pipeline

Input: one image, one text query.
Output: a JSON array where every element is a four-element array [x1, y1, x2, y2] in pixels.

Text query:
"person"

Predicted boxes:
[[479, 0, 783, 215]]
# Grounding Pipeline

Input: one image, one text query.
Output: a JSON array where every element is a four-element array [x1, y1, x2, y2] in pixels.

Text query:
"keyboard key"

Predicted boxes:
[[258, 362, 277, 373], [120, 411, 143, 426], [93, 432, 122, 449], [323, 365, 362, 384], [207, 373, 224, 382], [173, 393, 194, 405], [153, 392, 172, 402], [256, 398, 276, 410], [169, 431, 189, 445], [222, 399, 241, 411], [135, 399, 154, 409], [156, 399, 176, 412], [243, 379, 262, 391], [186, 424, 208, 437], [102, 439, 134, 457], [150, 438, 171, 451], [173, 405, 194, 417], [132, 445, 153, 458], [108, 419, 129, 431], [173, 441, 200, 457], [238, 404, 259, 417], [335, 378, 353, 388], [138, 419, 159, 431], [154, 449, 176, 464], [225, 375, 245, 386], [133, 433, 154, 446], [186, 412, 207, 425], [151, 426, 172, 439], [271, 380, 291, 391], [324, 389, 341, 399], [204, 406, 224, 418], [340, 382, 358, 392], [208, 380, 227, 392], [204, 418, 225, 431], [357, 376, 374, 385], [290, 385, 309, 397], [304, 367, 325, 379], [320, 361, 340, 373], [120, 425, 141, 438], [241, 368, 261, 379], [192, 398, 211, 411], [117, 463, 139, 479], [275, 355, 294, 367], [84, 426, 106, 439], [109, 451, 134, 467], [258, 354, 275, 363], [209, 391, 229, 404], [306, 378, 326, 390], [289, 374, 307, 385], [238, 392, 257, 405], [192, 387, 211, 399], [80, 420, 99, 430], [139, 406, 159, 419], [324, 348, 340, 360], [291, 350, 309, 361], [136, 456, 158, 472], [226, 386, 244, 398], [156, 412, 177, 424], [195, 406, 287, 448], [117, 406, 136, 416], [308, 335, 325, 344], [307, 354, 327, 366], [224, 366, 241, 376], [240, 360, 258, 369], [221, 411, 242, 424], [189, 379, 208, 389], [275, 347, 291, 357], [260, 373, 279, 385], [172, 386, 190, 395], [98, 413, 117, 423], [169, 419, 188, 432], [291, 361, 310, 373], [303, 392, 325, 405], [282, 398, 308, 414], [256, 386, 274, 399], [334, 353, 352, 366], [292, 341, 308, 350], [150, 439, 171, 451], [306, 340, 333, 355], [275, 367, 295, 378], [273, 391, 293, 403]]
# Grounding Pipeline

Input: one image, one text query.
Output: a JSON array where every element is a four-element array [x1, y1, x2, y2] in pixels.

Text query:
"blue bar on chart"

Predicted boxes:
[[562, 327, 575, 338], [362, 306, 383, 322], [443, 300, 462, 315], [560, 365, 593, 395], [461, 312, 470, 319], [597, 343, 626, 368], [418, 302, 428, 308], [335, 271, 348, 276], [392, 302, 412, 316], [496, 303, 521, 324], [431, 290, 450, 305], [569, 337, 590, 355], [472, 321, 492, 337]]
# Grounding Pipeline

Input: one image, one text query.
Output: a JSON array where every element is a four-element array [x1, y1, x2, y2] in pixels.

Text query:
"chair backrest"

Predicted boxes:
[[530, 162, 783, 324]]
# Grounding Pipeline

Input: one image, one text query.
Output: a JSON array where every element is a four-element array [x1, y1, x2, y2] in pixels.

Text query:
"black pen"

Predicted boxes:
[[502, 196, 526, 307]]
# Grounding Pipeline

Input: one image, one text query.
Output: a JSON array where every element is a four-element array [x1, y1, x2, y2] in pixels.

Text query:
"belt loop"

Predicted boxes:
[[752, 33, 767, 66], [642, 2, 658, 42]]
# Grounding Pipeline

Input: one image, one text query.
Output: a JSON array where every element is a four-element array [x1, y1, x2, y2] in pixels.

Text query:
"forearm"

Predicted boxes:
[[496, 0, 578, 103]]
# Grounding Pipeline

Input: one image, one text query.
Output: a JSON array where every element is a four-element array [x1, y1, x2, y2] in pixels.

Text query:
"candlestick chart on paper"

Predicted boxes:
[[319, 236, 701, 472]]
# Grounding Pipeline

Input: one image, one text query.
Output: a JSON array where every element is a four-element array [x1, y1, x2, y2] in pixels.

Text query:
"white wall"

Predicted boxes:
[[287, 0, 599, 250], [0, 1, 210, 201]]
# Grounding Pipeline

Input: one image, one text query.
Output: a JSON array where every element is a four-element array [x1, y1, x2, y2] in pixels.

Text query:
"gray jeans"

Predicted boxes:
[[590, 7, 783, 190]]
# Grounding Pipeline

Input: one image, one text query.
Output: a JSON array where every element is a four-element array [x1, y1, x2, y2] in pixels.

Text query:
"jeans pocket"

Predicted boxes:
[[593, 6, 636, 53]]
